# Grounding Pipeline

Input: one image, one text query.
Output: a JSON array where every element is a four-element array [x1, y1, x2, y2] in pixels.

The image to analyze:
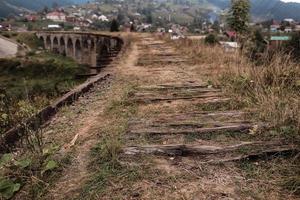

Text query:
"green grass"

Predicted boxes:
[[11, 20, 57, 31], [0, 32, 43, 49], [0, 53, 87, 99], [0, 52, 88, 134], [238, 156, 300, 196], [15, 32, 43, 49]]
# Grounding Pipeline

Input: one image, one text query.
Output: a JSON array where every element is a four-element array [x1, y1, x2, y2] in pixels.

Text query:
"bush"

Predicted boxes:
[[11, 32, 18, 37], [204, 34, 219, 45], [110, 19, 119, 32], [286, 32, 300, 60], [16, 33, 43, 49], [2, 33, 10, 38], [0, 59, 21, 73]]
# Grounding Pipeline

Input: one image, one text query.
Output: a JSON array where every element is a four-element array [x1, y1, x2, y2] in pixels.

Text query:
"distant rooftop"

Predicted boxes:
[[270, 36, 291, 41]]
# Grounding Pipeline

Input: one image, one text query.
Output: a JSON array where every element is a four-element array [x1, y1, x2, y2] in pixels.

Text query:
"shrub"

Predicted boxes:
[[2, 33, 10, 38], [110, 19, 119, 32], [286, 32, 300, 60], [204, 34, 219, 45]]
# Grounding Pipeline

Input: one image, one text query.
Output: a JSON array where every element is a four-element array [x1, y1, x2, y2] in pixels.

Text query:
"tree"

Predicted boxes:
[[227, 0, 250, 34], [247, 29, 267, 61], [117, 13, 125, 24], [43, 6, 49, 14], [286, 32, 300, 60], [146, 13, 153, 24], [130, 23, 135, 32], [212, 20, 220, 33], [110, 19, 119, 32], [52, 2, 59, 10]]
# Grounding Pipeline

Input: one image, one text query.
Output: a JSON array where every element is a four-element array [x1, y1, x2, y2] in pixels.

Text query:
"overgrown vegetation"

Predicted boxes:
[[0, 50, 88, 135], [166, 36, 300, 195], [168, 38, 300, 137], [0, 32, 43, 49], [0, 32, 88, 134], [0, 32, 91, 199], [0, 116, 61, 199]]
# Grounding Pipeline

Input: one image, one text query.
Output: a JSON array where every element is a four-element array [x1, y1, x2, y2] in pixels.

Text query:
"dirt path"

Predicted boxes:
[[0, 36, 18, 58], [40, 34, 298, 200], [41, 37, 139, 200]]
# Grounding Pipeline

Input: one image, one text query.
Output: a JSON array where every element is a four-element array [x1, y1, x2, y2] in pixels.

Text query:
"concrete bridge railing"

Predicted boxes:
[[36, 31, 123, 68]]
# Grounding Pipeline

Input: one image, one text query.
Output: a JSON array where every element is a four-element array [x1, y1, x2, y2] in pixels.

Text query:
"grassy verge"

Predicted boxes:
[[0, 127, 64, 199], [0, 32, 43, 50]]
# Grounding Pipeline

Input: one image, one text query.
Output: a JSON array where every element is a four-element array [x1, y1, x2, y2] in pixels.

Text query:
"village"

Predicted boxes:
[[0, 1, 300, 52]]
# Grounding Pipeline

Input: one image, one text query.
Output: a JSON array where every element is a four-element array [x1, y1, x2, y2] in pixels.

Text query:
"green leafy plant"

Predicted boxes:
[[0, 178, 21, 199], [41, 160, 58, 175]]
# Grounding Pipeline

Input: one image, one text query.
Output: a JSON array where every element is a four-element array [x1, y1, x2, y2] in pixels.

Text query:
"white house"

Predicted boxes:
[[98, 15, 108, 22], [295, 25, 300, 31], [283, 18, 295, 24], [46, 11, 66, 22], [219, 42, 239, 52], [284, 27, 293, 33], [91, 14, 98, 20], [48, 24, 61, 29], [270, 24, 280, 32]]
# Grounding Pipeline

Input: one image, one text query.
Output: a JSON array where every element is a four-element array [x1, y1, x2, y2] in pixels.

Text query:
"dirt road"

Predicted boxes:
[[0, 36, 18, 58]]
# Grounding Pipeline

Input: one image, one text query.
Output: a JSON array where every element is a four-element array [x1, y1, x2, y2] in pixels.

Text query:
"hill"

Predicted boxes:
[[201, 0, 300, 21], [0, 0, 89, 17]]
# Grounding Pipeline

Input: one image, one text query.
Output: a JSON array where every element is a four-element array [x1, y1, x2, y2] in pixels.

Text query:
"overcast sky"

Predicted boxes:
[[281, 0, 300, 2]]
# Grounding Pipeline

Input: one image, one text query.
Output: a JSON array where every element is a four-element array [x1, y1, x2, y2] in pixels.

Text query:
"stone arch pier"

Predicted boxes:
[[36, 31, 123, 69]]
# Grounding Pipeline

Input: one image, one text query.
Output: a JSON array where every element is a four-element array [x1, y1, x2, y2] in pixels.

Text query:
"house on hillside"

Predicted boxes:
[[268, 19, 280, 32], [46, 11, 66, 22], [25, 14, 38, 22], [47, 24, 62, 30], [295, 25, 300, 31], [219, 41, 239, 52], [136, 24, 152, 32], [270, 24, 280, 33], [0, 23, 11, 31], [284, 27, 293, 33], [269, 36, 291, 49], [98, 15, 109, 22], [283, 18, 295, 24], [224, 31, 237, 41]]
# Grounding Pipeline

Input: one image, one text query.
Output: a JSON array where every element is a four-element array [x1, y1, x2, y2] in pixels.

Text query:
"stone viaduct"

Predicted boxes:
[[36, 31, 123, 69]]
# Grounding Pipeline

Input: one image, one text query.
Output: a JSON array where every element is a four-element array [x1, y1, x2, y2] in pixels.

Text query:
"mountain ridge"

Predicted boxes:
[[0, 0, 89, 17], [208, 0, 300, 20], [1, 0, 300, 21]]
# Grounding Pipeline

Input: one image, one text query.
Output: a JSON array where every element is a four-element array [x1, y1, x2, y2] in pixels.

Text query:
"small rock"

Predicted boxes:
[[132, 192, 140, 198]]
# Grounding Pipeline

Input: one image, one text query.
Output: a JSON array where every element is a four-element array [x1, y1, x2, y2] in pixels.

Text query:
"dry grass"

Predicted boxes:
[[163, 36, 300, 196], [166, 37, 300, 138]]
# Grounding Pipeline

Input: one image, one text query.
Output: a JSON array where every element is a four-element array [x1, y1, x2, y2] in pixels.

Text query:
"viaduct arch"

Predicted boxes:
[[36, 31, 123, 68]]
